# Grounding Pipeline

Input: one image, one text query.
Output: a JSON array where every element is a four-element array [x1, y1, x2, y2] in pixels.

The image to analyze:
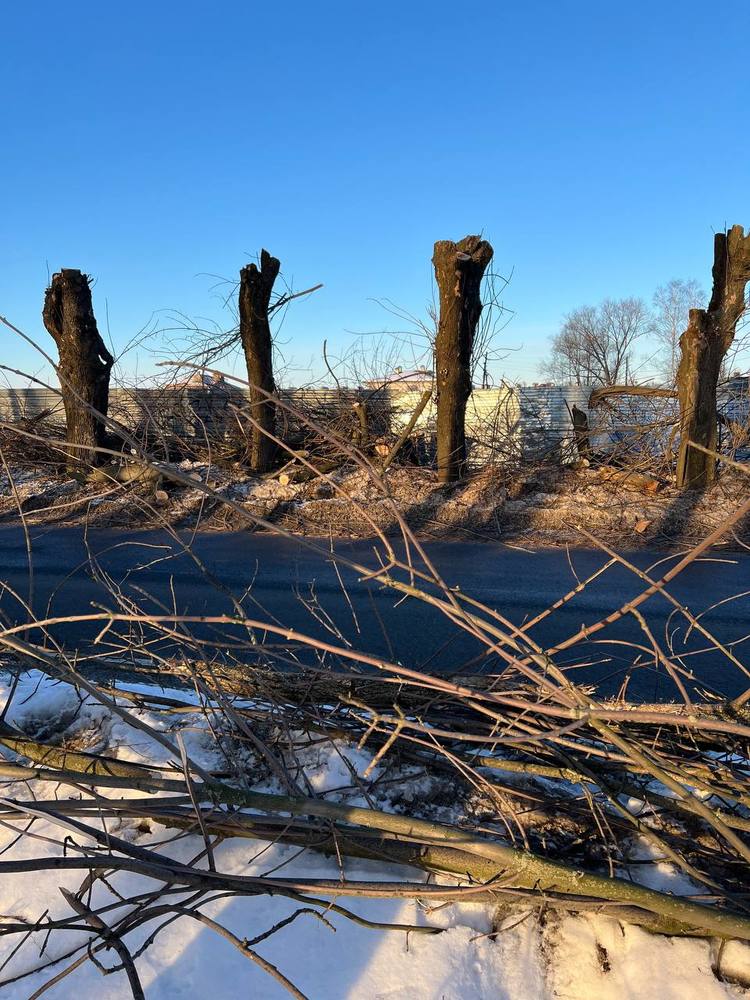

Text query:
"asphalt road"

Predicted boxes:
[[0, 526, 748, 700]]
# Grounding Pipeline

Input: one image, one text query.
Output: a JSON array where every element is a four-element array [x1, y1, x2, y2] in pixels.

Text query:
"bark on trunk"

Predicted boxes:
[[676, 226, 750, 489], [432, 236, 493, 483], [238, 250, 279, 472], [42, 269, 113, 470]]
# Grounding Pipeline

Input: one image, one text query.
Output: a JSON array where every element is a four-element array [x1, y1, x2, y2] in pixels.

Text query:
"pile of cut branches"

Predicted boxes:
[[0, 361, 748, 996]]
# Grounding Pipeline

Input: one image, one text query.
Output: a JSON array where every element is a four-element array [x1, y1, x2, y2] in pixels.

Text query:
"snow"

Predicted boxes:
[[626, 837, 705, 897], [0, 671, 747, 999]]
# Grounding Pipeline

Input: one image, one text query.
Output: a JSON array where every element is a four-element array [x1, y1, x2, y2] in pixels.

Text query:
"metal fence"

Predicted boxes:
[[6, 381, 745, 467]]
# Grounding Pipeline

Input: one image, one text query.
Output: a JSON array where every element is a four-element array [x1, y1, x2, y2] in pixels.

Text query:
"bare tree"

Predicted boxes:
[[676, 225, 750, 489], [42, 269, 113, 470], [432, 235, 494, 482], [544, 298, 650, 387], [652, 279, 704, 382]]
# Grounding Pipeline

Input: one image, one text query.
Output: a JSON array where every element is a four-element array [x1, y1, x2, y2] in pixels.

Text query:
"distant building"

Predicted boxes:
[[163, 370, 227, 390], [364, 368, 433, 392]]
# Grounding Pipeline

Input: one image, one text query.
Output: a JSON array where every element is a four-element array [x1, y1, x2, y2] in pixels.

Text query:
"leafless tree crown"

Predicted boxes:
[[545, 297, 651, 386]]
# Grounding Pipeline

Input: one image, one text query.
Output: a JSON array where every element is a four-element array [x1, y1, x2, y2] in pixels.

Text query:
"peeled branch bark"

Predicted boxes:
[[595, 466, 663, 493], [433, 236, 493, 482], [42, 269, 113, 469], [239, 251, 280, 472], [676, 226, 750, 489], [589, 385, 678, 408]]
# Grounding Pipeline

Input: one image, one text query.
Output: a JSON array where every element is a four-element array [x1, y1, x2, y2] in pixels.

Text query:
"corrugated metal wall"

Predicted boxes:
[[517, 385, 592, 462], [0, 384, 593, 465], [0, 389, 66, 422]]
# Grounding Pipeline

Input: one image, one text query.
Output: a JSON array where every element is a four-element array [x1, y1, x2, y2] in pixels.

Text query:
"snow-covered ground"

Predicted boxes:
[[0, 671, 747, 999]]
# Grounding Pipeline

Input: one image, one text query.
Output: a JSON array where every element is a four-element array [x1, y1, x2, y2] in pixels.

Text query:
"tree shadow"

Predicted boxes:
[[141, 842, 497, 1000], [654, 485, 707, 545]]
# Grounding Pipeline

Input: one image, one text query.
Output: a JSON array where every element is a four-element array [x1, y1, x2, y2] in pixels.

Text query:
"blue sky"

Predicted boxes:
[[2, 1, 748, 385]]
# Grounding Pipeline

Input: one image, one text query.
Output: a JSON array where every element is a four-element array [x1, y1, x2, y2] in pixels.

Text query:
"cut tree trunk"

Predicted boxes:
[[676, 225, 750, 489], [239, 250, 280, 473], [42, 269, 113, 470], [571, 404, 591, 461], [351, 401, 368, 448], [432, 236, 493, 483]]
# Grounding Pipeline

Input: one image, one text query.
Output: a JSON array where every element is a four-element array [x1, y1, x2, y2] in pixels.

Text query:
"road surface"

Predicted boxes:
[[0, 526, 748, 700]]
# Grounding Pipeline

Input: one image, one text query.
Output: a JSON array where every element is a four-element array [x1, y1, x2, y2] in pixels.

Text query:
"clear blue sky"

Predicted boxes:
[[2, 1, 748, 385]]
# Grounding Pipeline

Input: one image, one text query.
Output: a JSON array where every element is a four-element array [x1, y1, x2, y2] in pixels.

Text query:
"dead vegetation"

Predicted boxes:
[[0, 229, 749, 995], [0, 417, 747, 996], [1, 228, 749, 553], [0, 442, 747, 552]]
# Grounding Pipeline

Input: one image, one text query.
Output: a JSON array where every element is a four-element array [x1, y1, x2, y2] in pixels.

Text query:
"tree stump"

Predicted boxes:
[[239, 250, 279, 473], [432, 236, 493, 483], [42, 269, 113, 470], [676, 226, 750, 489], [571, 404, 591, 461]]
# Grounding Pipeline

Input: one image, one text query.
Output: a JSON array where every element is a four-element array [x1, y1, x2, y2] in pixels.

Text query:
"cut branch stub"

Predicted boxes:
[[676, 225, 750, 489], [239, 250, 280, 473], [433, 235, 493, 483], [42, 268, 113, 470]]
